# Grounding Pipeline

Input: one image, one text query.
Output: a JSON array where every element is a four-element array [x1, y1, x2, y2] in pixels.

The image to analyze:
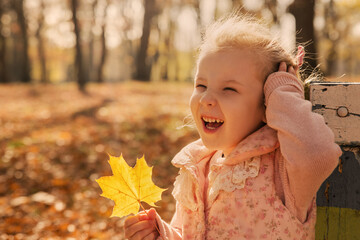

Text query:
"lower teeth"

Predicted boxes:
[[205, 123, 222, 130]]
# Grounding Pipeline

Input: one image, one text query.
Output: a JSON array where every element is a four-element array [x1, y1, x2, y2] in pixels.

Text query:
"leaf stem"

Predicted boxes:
[[139, 201, 164, 240]]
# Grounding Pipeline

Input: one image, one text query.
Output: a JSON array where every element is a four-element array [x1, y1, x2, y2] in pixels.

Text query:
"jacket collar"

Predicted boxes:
[[171, 124, 279, 168]]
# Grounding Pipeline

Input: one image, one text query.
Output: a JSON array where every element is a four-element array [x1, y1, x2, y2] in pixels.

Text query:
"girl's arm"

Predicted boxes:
[[263, 62, 342, 223], [154, 203, 183, 240]]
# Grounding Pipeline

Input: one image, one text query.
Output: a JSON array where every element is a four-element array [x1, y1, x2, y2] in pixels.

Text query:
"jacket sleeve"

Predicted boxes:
[[154, 202, 183, 240], [263, 72, 343, 223]]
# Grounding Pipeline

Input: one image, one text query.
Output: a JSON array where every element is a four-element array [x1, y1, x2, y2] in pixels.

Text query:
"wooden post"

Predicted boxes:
[[310, 82, 360, 240]]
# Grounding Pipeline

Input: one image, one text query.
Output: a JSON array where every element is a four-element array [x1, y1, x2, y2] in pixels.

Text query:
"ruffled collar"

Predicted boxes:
[[171, 124, 279, 168]]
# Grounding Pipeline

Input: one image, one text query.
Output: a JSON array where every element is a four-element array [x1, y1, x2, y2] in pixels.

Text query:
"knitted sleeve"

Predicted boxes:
[[263, 72, 342, 223]]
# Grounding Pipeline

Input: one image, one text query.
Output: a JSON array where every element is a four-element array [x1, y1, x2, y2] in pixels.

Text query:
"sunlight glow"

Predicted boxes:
[[243, 0, 263, 11], [280, 13, 296, 51], [200, 0, 216, 26], [352, 22, 360, 39], [174, 6, 200, 51]]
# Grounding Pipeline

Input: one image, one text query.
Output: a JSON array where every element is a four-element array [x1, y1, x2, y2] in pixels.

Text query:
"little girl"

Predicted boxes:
[[124, 15, 342, 240]]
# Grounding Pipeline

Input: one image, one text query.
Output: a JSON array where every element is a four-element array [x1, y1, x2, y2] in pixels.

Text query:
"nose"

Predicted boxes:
[[200, 91, 217, 107]]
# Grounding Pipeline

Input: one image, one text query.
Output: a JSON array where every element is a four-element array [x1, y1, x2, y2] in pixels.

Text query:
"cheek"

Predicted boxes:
[[189, 92, 199, 116], [224, 96, 260, 122], [244, 96, 265, 122]]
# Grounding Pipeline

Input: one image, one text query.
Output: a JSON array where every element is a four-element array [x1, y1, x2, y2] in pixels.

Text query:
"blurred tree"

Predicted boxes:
[[0, 0, 8, 83], [12, 0, 31, 83], [317, 0, 360, 76], [135, 0, 161, 81], [151, 0, 201, 82], [323, 0, 338, 76], [232, 0, 243, 9], [265, 0, 278, 24], [337, 0, 360, 76], [36, 0, 47, 83], [97, 0, 109, 83], [89, 0, 98, 83], [116, 0, 138, 80], [71, 0, 87, 92], [289, 0, 317, 73], [155, 1, 177, 81], [193, 0, 201, 24]]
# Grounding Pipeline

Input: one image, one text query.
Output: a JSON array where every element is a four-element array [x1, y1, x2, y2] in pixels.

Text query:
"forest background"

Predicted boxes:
[[0, 0, 359, 239]]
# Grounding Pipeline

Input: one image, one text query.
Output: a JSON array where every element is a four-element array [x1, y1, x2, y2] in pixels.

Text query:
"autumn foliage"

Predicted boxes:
[[0, 82, 197, 239], [96, 154, 166, 218]]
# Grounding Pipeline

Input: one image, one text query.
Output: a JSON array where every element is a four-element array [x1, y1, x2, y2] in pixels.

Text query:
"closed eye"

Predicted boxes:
[[196, 84, 207, 89], [224, 87, 238, 93]]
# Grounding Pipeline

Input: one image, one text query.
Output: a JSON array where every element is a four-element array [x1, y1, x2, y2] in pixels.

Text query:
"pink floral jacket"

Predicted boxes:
[[155, 72, 343, 239]]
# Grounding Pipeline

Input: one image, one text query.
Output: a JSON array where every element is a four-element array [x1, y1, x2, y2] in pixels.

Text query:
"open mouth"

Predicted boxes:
[[202, 116, 224, 130]]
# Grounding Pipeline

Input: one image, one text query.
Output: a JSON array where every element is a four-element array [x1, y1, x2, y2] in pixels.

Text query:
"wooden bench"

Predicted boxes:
[[310, 82, 360, 240]]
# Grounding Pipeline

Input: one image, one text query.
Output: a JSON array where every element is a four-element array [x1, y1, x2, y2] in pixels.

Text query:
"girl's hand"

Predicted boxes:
[[278, 62, 297, 77], [124, 208, 160, 240]]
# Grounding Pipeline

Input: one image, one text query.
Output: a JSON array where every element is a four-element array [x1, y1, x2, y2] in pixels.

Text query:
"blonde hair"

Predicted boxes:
[[197, 14, 304, 84]]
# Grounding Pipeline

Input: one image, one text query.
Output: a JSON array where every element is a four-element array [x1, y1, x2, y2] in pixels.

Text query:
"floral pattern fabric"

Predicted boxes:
[[167, 125, 317, 240]]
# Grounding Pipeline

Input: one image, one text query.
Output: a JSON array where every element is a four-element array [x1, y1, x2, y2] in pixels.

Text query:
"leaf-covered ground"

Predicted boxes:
[[0, 82, 198, 239]]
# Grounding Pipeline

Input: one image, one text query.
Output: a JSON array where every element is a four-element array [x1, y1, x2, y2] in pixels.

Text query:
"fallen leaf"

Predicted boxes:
[[96, 154, 167, 218]]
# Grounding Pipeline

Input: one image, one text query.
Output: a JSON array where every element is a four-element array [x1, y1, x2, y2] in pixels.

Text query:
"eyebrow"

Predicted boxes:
[[224, 79, 244, 86], [195, 77, 206, 81], [195, 78, 245, 87]]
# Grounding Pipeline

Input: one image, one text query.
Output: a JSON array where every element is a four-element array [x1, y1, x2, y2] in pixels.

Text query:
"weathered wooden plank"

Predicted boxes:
[[315, 149, 360, 240], [310, 82, 360, 146], [316, 149, 360, 210], [311, 82, 360, 240], [316, 206, 360, 240]]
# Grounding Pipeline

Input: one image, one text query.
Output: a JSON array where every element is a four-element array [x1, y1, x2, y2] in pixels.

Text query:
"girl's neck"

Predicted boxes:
[[222, 149, 232, 158]]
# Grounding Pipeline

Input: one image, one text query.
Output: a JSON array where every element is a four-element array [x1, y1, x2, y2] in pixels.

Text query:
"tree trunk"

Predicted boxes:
[[265, 0, 279, 24], [324, 0, 338, 76], [36, 0, 47, 83], [0, 2, 8, 83], [13, 0, 31, 83], [232, 0, 243, 9], [289, 0, 317, 73], [88, 0, 97, 83], [0, 34, 7, 83], [71, 0, 86, 92], [135, 0, 158, 81], [97, 2, 109, 83], [160, 6, 176, 81]]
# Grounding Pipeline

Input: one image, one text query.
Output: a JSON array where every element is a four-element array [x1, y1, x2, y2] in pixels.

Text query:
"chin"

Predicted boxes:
[[200, 138, 215, 149], [200, 139, 223, 151]]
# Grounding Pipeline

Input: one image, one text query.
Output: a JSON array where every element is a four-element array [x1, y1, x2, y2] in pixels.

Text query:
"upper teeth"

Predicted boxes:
[[202, 117, 224, 123]]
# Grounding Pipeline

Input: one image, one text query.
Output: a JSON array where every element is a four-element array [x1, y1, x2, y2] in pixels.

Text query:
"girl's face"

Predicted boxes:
[[190, 49, 266, 157]]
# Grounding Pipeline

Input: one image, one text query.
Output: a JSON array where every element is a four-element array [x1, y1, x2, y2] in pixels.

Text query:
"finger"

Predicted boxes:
[[130, 226, 157, 240], [278, 62, 287, 72], [124, 214, 141, 229], [139, 212, 150, 221], [294, 65, 299, 72], [139, 208, 157, 221], [125, 220, 154, 239], [288, 66, 296, 75], [147, 208, 157, 220], [143, 231, 159, 240]]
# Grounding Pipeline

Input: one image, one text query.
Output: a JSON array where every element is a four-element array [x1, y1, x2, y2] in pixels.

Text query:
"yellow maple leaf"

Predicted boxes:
[[96, 154, 167, 218]]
